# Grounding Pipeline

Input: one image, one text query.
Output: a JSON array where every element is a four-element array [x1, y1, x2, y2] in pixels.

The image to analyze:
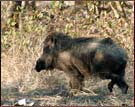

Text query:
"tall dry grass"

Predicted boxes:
[[1, 1, 134, 106]]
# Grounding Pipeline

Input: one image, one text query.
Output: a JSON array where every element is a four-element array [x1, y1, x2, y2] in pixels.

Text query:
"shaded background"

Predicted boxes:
[[1, 1, 134, 106]]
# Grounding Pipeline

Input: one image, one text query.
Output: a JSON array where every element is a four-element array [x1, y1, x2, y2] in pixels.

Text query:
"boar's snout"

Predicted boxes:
[[35, 58, 46, 72]]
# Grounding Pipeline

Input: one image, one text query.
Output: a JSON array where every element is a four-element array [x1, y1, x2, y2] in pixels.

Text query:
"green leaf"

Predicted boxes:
[[11, 21, 16, 26]]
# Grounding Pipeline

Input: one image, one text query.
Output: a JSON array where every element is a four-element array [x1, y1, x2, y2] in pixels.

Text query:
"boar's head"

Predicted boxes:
[[35, 32, 71, 72]]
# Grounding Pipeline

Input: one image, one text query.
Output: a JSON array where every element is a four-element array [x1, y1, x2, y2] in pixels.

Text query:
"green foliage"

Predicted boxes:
[[1, 1, 134, 106]]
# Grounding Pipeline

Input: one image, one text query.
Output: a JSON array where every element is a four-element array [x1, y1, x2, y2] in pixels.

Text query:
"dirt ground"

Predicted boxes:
[[1, 1, 134, 106]]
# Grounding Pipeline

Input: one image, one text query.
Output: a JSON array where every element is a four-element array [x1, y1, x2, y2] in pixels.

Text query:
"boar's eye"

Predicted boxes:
[[43, 46, 50, 53]]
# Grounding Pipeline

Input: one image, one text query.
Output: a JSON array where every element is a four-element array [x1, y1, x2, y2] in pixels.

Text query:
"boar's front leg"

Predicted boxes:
[[69, 74, 84, 90], [71, 57, 91, 80], [68, 70, 85, 95]]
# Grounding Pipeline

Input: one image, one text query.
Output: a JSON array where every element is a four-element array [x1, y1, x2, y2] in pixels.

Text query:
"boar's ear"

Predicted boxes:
[[51, 36, 56, 46], [50, 36, 61, 49], [51, 36, 58, 48]]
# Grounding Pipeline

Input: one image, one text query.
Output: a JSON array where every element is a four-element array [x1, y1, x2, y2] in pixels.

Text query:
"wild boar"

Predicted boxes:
[[35, 32, 128, 94]]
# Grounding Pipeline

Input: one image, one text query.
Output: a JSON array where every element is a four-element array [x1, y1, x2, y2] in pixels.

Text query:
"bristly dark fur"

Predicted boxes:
[[35, 32, 128, 94]]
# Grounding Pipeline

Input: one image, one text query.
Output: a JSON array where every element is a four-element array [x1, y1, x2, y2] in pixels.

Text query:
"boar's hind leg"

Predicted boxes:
[[108, 80, 116, 92], [116, 77, 128, 94], [108, 74, 128, 94]]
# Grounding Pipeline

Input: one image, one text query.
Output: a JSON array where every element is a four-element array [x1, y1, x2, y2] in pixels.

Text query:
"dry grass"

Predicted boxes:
[[1, 1, 134, 106]]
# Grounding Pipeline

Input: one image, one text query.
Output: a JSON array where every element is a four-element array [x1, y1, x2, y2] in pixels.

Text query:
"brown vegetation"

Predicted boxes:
[[1, 1, 134, 106]]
